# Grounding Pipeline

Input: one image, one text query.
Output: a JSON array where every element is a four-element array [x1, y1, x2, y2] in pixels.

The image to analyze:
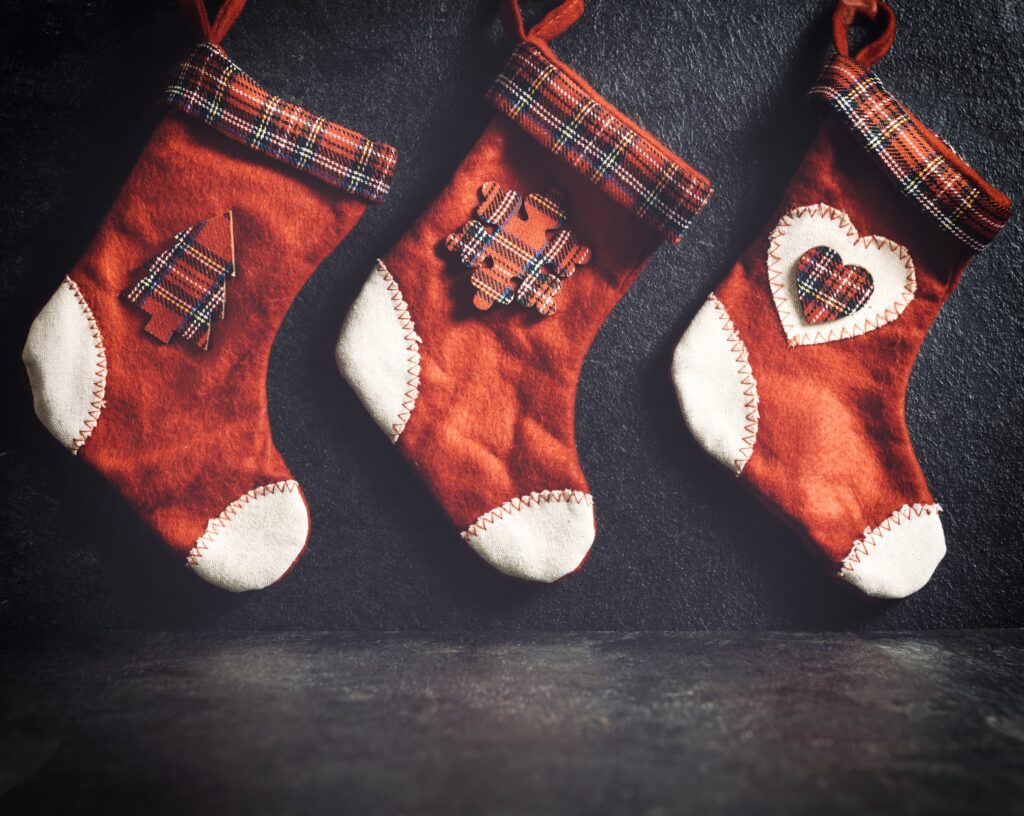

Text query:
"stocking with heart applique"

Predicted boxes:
[[22, 0, 397, 591], [336, 0, 713, 582], [671, 0, 1011, 598]]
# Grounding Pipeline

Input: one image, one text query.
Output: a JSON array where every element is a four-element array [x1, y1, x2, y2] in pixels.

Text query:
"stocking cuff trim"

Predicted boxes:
[[487, 42, 713, 245], [166, 43, 397, 202], [810, 53, 1011, 252]]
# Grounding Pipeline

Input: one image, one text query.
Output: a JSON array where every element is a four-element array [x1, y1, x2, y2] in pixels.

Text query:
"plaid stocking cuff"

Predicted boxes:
[[810, 53, 1011, 252], [487, 42, 713, 245], [167, 43, 397, 203]]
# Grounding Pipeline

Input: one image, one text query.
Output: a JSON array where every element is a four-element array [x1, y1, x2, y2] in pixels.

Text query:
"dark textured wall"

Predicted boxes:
[[1, 0, 1021, 631]]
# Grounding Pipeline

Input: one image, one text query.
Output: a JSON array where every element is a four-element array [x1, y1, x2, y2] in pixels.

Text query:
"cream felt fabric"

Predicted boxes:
[[838, 504, 945, 599], [768, 204, 916, 347], [187, 480, 309, 592], [335, 260, 421, 443], [461, 490, 595, 583], [672, 294, 760, 475], [22, 277, 107, 453]]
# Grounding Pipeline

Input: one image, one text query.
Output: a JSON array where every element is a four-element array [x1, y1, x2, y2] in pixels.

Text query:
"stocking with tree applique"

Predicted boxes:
[[671, 0, 1011, 598], [336, 0, 713, 582], [22, 0, 397, 591]]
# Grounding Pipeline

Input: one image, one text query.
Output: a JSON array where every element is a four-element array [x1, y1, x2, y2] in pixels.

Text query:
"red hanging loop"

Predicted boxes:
[[832, 0, 896, 68], [500, 0, 585, 43], [177, 0, 248, 44]]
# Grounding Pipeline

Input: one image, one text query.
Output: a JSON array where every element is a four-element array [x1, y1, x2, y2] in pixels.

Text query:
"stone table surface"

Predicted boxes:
[[2, 631, 1023, 815]]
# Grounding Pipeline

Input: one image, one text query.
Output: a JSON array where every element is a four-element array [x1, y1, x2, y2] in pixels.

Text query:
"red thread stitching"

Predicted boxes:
[[64, 277, 107, 455], [766, 204, 916, 348], [186, 480, 301, 567], [838, 503, 942, 573], [709, 294, 760, 475], [461, 489, 594, 539], [375, 260, 421, 443]]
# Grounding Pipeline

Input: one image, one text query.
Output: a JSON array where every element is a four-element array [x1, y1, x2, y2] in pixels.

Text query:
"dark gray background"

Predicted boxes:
[[1, 0, 1021, 632]]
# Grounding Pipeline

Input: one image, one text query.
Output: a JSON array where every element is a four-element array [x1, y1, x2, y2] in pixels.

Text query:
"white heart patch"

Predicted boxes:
[[767, 204, 916, 347]]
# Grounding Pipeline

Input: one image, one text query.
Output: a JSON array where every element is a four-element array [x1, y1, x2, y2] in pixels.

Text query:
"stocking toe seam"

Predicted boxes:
[[838, 502, 945, 599], [461, 489, 596, 583], [187, 480, 308, 592]]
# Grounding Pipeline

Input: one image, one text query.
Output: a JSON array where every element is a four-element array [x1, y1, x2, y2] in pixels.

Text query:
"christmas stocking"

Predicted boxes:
[[336, 0, 713, 582], [671, 0, 1011, 598], [22, 0, 397, 591]]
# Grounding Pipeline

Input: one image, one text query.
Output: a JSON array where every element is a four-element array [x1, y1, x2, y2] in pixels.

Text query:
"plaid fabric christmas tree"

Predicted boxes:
[[123, 211, 236, 350]]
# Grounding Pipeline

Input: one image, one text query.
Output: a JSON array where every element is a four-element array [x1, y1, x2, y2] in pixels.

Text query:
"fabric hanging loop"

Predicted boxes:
[[832, 0, 896, 67], [177, 0, 248, 44], [500, 0, 584, 43]]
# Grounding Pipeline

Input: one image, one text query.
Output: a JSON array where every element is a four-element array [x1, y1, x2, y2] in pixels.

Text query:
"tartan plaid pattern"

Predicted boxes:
[[446, 181, 591, 316], [810, 53, 1011, 252], [487, 43, 713, 245], [517, 220, 588, 314], [449, 184, 522, 308], [123, 212, 235, 350], [795, 245, 874, 324], [166, 43, 397, 202]]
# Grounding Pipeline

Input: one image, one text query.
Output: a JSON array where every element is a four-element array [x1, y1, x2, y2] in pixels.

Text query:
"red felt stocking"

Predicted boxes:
[[671, 0, 1011, 598], [22, 0, 397, 591], [336, 0, 713, 582]]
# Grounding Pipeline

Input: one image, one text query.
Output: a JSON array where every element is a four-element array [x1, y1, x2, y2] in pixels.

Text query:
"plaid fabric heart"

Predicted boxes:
[[795, 245, 874, 324]]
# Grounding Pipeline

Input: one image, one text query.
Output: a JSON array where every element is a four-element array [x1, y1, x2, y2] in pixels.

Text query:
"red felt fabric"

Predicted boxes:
[[68, 111, 367, 555], [365, 4, 711, 548], [693, 0, 1012, 574], [386, 106, 706, 532], [712, 114, 1009, 566]]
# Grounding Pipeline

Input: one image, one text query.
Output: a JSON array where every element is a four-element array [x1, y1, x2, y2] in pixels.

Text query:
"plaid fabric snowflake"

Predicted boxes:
[[167, 43, 397, 203], [448, 184, 523, 308], [446, 181, 591, 316], [487, 43, 713, 245], [123, 212, 235, 350], [795, 245, 874, 324], [810, 53, 1011, 252]]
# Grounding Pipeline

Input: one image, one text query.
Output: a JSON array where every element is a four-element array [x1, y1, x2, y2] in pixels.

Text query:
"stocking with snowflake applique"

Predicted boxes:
[[336, 0, 713, 582], [671, 0, 1011, 598], [22, 0, 397, 591]]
